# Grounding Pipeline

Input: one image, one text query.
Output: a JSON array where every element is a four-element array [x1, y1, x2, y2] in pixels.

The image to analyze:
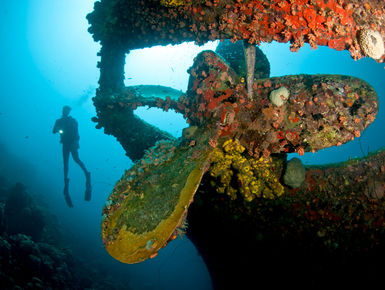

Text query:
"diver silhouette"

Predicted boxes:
[[53, 106, 91, 207]]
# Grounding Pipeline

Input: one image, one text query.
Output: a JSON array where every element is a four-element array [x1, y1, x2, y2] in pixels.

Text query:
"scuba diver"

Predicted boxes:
[[53, 106, 91, 207]]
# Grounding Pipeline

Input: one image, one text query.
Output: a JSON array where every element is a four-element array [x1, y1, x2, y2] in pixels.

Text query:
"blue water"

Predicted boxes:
[[0, 1, 384, 289]]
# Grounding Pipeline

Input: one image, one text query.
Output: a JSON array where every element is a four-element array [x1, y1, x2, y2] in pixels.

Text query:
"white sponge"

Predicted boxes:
[[269, 86, 289, 107], [359, 29, 384, 60]]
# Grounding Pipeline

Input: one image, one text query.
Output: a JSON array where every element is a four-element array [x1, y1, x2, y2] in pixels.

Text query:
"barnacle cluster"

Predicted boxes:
[[209, 139, 284, 201]]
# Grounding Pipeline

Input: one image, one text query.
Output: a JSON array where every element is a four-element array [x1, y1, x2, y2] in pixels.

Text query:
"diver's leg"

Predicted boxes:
[[62, 145, 70, 181], [62, 145, 73, 207], [71, 149, 92, 201], [71, 149, 88, 175]]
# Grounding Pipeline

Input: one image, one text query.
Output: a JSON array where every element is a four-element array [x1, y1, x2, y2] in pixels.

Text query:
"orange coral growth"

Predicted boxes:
[[215, 0, 359, 56]]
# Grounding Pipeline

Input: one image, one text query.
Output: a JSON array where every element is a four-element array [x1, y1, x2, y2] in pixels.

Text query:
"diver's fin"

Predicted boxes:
[[64, 178, 73, 208], [85, 172, 92, 201]]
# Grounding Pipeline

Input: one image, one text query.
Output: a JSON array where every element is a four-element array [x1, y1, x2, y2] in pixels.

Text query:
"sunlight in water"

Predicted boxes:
[[125, 41, 219, 91]]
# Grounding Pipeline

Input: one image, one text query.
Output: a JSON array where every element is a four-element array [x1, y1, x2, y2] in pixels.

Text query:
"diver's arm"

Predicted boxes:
[[74, 119, 80, 140], [53, 119, 59, 134]]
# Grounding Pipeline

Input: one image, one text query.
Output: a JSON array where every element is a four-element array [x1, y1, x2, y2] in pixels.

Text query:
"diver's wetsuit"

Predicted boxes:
[[53, 116, 88, 179], [53, 115, 91, 206]]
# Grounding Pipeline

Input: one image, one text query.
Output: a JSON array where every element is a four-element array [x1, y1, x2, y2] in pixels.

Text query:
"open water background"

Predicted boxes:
[[1, 1, 384, 289]]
